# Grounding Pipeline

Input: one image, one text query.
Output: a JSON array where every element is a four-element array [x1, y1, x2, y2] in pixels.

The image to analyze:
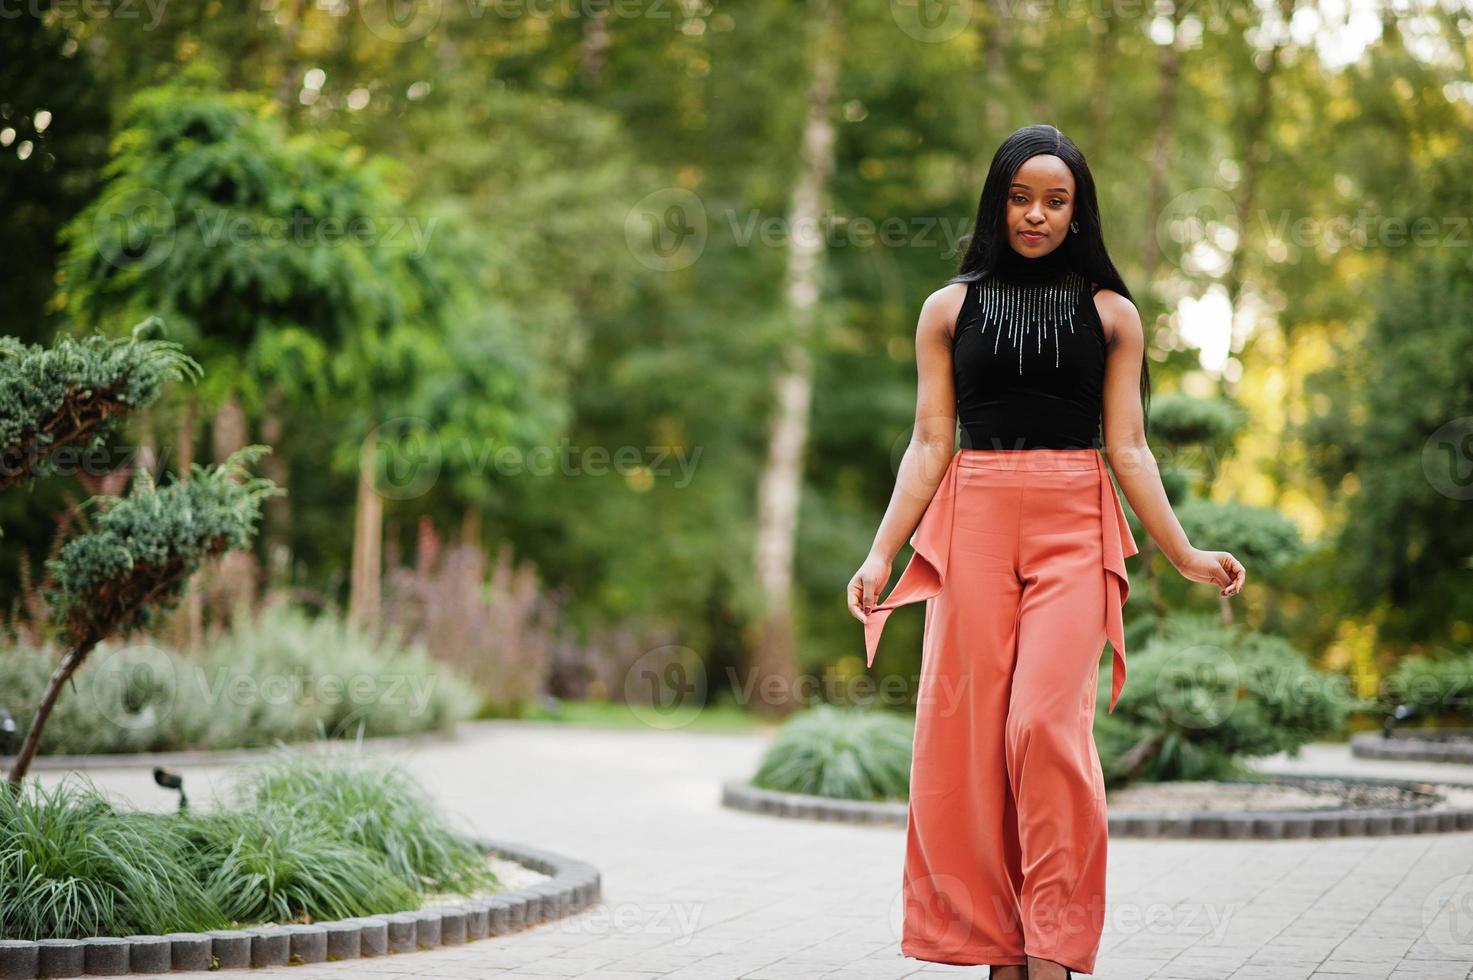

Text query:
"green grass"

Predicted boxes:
[[0, 747, 501, 940], [751, 704, 914, 802], [0, 777, 230, 940], [228, 749, 500, 896]]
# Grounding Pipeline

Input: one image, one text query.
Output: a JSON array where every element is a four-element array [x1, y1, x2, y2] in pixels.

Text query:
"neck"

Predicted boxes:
[[990, 242, 1071, 284]]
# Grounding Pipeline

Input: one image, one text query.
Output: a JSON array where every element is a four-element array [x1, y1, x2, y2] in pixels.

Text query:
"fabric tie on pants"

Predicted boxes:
[[862, 448, 1139, 713]]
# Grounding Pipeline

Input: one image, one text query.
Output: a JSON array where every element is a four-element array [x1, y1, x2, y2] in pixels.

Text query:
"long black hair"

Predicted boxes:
[[947, 124, 1151, 436]]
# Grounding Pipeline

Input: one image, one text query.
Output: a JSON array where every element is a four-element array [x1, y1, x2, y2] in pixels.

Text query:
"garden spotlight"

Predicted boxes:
[[1382, 703, 1418, 738], [0, 707, 16, 757], [153, 765, 188, 812]]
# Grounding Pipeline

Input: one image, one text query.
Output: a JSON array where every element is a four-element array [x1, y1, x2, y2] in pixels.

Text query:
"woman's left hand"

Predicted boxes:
[[1173, 547, 1245, 597]]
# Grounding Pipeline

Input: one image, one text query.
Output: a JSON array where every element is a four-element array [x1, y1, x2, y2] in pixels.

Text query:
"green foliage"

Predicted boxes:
[[752, 703, 913, 802], [1170, 499, 1307, 576], [54, 81, 451, 413], [9, 0, 1472, 692], [0, 10, 111, 346], [42, 446, 283, 648], [0, 601, 479, 756], [1095, 611, 1360, 785], [226, 751, 500, 896], [0, 317, 199, 493], [1142, 394, 1247, 447], [0, 777, 229, 940], [0, 751, 499, 940], [1382, 649, 1473, 721], [180, 807, 421, 927], [1299, 248, 1473, 647]]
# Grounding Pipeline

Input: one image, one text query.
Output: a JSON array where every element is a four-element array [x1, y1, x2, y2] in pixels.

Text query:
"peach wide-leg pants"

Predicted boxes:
[[863, 447, 1138, 976]]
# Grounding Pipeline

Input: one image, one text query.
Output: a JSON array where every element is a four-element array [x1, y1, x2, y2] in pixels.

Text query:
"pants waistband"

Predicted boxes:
[[957, 448, 1102, 471]]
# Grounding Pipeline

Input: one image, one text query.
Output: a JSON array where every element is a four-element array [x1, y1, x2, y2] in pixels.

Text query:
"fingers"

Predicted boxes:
[[847, 577, 871, 622], [1220, 554, 1245, 596]]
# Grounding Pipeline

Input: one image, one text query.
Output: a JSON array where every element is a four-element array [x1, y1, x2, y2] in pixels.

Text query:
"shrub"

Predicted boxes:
[[752, 703, 912, 802], [0, 600, 481, 756], [1095, 611, 1360, 785], [1382, 649, 1473, 722]]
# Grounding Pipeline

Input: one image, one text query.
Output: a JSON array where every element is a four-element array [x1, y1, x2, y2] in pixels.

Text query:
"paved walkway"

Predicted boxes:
[[37, 722, 1473, 980], [1248, 740, 1473, 786]]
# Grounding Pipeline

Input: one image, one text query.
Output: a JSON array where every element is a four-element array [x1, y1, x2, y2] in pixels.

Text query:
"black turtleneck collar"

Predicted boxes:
[[989, 241, 1072, 285]]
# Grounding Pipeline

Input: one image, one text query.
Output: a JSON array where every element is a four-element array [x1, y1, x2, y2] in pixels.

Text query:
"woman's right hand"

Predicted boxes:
[[847, 552, 894, 623]]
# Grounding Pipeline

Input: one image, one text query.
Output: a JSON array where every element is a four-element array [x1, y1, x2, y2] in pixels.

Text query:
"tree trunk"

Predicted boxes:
[[349, 440, 383, 634], [174, 395, 203, 651], [1141, 0, 1184, 285], [260, 385, 291, 593], [749, 0, 841, 718], [7, 640, 99, 785], [579, 4, 610, 89], [210, 393, 257, 631], [982, 0, 1012, 134]]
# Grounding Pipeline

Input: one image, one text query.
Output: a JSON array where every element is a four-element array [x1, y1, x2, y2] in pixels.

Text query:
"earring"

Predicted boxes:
[[1069, 220, 1080, 233]]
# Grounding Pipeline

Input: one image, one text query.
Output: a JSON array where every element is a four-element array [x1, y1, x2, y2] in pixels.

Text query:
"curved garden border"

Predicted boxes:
[[1350, 729, 1473, 764], [0, 837, 600, 979], [721, 773, 1473, 839]]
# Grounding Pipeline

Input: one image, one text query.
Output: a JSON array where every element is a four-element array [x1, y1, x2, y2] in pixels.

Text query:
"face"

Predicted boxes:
[[1005, 154, 1076, 256]]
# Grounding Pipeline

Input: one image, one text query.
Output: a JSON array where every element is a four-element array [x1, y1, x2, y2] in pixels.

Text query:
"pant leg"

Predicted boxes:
[[900, 469, 1027, 966], [1007, 465, 1111, 975]]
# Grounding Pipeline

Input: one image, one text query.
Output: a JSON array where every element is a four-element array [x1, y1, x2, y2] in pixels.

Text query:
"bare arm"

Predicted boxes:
[[846, 283, 964, 621], [1095, 289, 1245, 597]]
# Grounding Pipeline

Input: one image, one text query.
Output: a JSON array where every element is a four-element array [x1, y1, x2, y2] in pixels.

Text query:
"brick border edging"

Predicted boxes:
[[721, 773, 1473, 839], [0, 838, 600, 979], [1350, 729, 1473, 764]]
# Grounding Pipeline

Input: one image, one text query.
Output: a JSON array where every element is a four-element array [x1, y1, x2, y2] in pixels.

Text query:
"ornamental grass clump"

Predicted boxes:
[[0, 776, 229, 940], [228, 749, 501, 896], [752, 703, 913, 802], [0, 751, 501, 940]]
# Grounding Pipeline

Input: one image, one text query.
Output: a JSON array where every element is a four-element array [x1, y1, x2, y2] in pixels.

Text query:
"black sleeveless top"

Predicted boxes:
[[952, 244, 1105, 450]]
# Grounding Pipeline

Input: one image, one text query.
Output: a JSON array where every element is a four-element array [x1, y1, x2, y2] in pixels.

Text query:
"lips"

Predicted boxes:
[[1020, 231, 1046, 241]]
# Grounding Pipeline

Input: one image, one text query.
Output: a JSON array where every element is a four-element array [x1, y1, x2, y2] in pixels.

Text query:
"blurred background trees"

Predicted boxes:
[[3, 0, 1471, 729]]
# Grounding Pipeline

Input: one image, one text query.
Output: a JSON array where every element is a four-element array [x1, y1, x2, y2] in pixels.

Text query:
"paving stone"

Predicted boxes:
[[80, 938, 127, 976], [283, 924, 327, 964], [161, 934, 209, 972], [35, 940, 83, 979], [118, 938, 168, 975], [245, 929, 288, 968], [0, 941, 38, 980]]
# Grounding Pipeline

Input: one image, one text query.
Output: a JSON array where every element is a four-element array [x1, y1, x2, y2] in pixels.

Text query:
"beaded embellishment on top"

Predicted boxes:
[[967, 270, 1091, 375]]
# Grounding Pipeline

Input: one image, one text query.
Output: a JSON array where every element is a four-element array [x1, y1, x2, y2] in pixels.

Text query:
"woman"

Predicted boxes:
[[846, 125, 1246, 979]]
